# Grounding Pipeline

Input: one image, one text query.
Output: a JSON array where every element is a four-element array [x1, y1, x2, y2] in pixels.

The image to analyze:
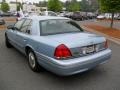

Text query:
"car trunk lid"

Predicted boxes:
[[44, 32, 106, 58]]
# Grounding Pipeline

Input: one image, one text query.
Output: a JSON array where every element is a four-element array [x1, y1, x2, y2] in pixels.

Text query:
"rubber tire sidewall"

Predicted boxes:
[[5, 35, 12, 48], [28, 50, 40, 72]]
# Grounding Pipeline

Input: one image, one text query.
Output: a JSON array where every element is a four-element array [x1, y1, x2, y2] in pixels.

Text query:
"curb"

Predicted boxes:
[[81, 26, 120, 45]]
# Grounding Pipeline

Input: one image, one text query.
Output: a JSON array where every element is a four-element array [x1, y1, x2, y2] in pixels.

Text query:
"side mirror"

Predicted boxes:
[[7, 25, 14, 30], [7, 25, 19, 31]]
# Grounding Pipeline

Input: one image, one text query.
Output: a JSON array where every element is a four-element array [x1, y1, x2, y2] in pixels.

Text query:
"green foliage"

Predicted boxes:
[[98, 0, 120, 13], [17, 3, 23, 11], [90, 0, 99, 12], [17, 4, 20, 11], [47, 0, 62, 12], [67, 0, 80, 12], [98, 0, 120, 28], [1, 2, 10, 12], [81, 0, 99, 12], [80, 0, 90, 12]]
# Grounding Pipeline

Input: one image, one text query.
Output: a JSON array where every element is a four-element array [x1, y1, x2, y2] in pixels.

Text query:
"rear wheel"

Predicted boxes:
[[27, 50, 40, 72], [5, 35, 12, 48]]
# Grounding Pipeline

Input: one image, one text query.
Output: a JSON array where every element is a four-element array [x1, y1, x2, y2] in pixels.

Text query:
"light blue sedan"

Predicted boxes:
[[5, 16, 111, 76]]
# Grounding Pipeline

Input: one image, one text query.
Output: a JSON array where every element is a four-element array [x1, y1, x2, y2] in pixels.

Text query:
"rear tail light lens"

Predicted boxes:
[[54, 44, 72, 59]]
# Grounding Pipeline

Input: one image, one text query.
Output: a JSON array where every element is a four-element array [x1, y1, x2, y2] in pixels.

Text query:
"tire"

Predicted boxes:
[[27, 50, 40, 72], [5, 35, 12, 48]]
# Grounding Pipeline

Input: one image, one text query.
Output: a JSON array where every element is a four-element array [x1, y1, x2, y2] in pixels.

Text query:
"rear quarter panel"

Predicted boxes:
[[26, 36, 56, 58]]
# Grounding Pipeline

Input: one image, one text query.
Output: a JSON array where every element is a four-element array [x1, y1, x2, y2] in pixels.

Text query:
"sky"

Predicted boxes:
[[1, 0, 81, 3]]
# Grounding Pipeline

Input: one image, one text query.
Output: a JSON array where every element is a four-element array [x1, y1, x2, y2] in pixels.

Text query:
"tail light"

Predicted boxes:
[[54, 44, 72, 59], [104, 40, 108, 48]]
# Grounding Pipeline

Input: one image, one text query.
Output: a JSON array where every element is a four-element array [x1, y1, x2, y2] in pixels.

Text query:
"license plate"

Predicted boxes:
[[86, 46, 95, 53]]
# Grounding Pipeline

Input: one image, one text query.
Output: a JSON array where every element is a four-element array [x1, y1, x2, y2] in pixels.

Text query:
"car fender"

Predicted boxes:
[[25, 44, 35, 55]]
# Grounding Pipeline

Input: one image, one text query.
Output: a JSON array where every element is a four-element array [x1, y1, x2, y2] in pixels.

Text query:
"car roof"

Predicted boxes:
[[25, 16, 69, 21]]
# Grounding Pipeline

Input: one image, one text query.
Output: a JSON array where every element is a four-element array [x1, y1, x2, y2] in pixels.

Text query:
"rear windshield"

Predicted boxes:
[[40, 19, 83, 35]]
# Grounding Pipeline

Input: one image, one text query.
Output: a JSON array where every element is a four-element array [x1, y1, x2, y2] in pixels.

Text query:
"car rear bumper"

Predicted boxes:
[[36, 49, 111, 76]]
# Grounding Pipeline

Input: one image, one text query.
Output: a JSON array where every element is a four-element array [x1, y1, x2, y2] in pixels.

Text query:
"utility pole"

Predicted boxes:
[[16, 0, 18, 12], [21, 0, 23, 10]]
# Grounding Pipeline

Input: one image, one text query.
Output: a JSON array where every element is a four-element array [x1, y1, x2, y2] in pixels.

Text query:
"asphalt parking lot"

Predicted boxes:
[[0, 21, 120, 90]]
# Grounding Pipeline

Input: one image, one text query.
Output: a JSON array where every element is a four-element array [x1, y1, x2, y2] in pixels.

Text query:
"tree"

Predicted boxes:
[[98, 0, 120, 28], [17, 2, 23, 11], [67, 0, 80, 12], [80, 0, 90, 12], [80, 0, 99, 12], [17, 3, 20, 11], [89, 0, 99, 12], [1, 2, 10, 12], [47, 0, 62, 12]]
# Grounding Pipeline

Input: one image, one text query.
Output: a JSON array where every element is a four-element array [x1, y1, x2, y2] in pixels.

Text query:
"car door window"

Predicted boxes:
[[14, 19, 25, 30], [20, 19, 32, 34]]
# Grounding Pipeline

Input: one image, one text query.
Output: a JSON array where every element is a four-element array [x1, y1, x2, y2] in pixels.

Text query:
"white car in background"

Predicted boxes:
[[58, 13, 65, 17], [97, 14, 105, 20], [41, 11, 57, 16], [97, 13, 120, 20]]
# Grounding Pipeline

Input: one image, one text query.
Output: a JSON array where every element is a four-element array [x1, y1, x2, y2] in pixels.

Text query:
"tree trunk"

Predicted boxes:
[[110, 12, 114, 28]]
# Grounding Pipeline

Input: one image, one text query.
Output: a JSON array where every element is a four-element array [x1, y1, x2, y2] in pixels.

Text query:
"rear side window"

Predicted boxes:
[[14, 19, 25, 30], [20, 19, 32, 34]]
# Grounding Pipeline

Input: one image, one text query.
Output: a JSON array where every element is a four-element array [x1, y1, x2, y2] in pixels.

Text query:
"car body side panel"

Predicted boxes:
[[25, 36, 56, 57], [6, 30, 18, 46], [14, 32, 30, 53]]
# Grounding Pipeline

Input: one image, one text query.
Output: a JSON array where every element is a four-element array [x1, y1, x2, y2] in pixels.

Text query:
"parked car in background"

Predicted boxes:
[[28, 12, 39, 17], [58, 13, 65, 17], [57, 11, 69, 17], [97, 13, 120, 20], [64, 12, 73, 18], [79, 12, 88, 20], [41, 11, 57, 16], [0, 12, 13, 17], [87, 12, 96, 19], [58, 12, 66, 17], [65, 12, 96, 20], [116, 15, 120, 20], [97, 14, 105, 20], [0, 17, 5, 25], [70, 12, 83, 21], [5, 16, 111, 76]]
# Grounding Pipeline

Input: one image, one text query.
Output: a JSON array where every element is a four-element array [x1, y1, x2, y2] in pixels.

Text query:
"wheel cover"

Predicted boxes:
[[28, 52, 36, 68]]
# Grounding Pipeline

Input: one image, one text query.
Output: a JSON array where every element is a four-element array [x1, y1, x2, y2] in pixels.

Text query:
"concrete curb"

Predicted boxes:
[[81, 26, 120, 45]]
